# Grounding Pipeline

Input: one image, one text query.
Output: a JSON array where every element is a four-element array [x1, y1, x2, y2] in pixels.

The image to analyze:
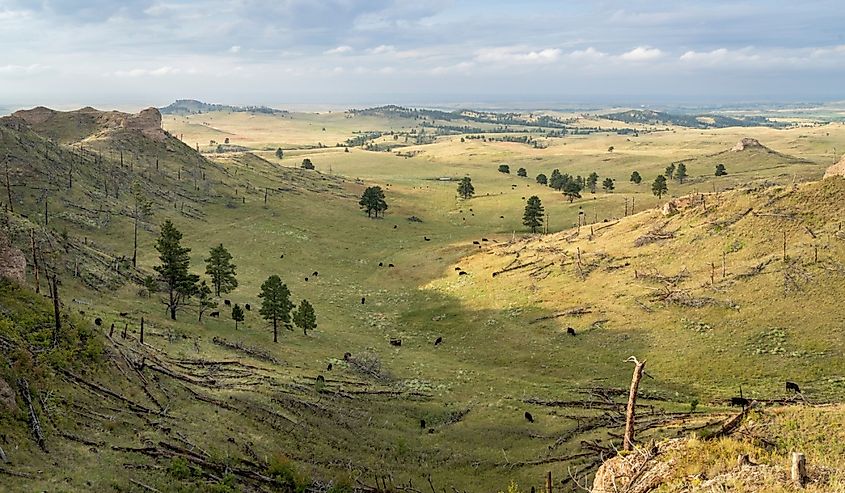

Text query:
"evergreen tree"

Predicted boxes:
[[497, 164, 510, 174], [522, 196, 544, 233], [652, 175, 668, 199], [550, 169, 561, 185], [586, 172, 599, 193], [715, 163, 727, 176], [205, 244, 238, 297], [131, 182, 153, 268], [359, 186, 388, 218], [457, 176, 475, 199], [517, 167, 527, 177], [259, 275, 294, 343], [665, 163, 676, 180], [154, 220, 199, 320], [535, 173, 547, 185], [602, 177, 615, 192], [563, 180, 582, 202], [232, 303, 244, 329], [630, 171, 642, 184], [301, 158, 315, 170], [292, 299, 317, 336], [675, 163, 687, 183], [196, 280, 216, 322], [275, 148, 284, 159]]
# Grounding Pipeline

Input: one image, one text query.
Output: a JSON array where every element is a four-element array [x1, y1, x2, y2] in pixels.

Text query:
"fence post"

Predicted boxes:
[[545, 471, 552, 493], [791, 452, 807, 488]]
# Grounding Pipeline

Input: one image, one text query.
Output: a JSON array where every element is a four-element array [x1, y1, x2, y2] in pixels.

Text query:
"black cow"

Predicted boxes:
[[524, 412, 534, 423], [481, 238, 488, 242], [455, 267, 462, 271], [209, 311, 220, 318], [730, 397, 750, 407], [326, 363, 333, 371], [245, 303, 251, 311], [304, 277, 309, 281], [388, 263, 395, 268], [472, 241, 480, 245], [786, 381, 801, 393], [458, 271, 468, 276], [343, 352, 352, 361], [361, 297, 366, 304], [393, 225, 398, 229], [389, 338, 402, 347], [434, 336, 443, 346], [424, 236, 430, 241], [420, 419, 426, 429], [567, 327, 576, 336], [316, 375, 325, 385], [312, 271, 318, 277], [224, 300, 231, 306], [378, 262, 383, 267], [119, 312, 129, 317], [94, 317, 102, 326]]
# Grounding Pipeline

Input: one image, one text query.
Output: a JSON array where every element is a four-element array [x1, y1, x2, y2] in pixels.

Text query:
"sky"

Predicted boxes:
[[1, 0, 844, 109]]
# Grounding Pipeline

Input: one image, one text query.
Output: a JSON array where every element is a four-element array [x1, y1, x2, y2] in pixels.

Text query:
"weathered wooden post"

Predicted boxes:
[[791, 452, 807, 488], [623, 356, 647, 451], [545, 471, 552, 493], [140, 317, 145, 344]]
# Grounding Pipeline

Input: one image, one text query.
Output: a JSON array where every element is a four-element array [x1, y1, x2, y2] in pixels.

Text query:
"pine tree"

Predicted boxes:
[[275, 148, 284, 159], [563, 180, 582, 202], [665, 163, 676, 180], [197, 280, 216, 322], [602, 177, 615, 192], [292, 299, 317, 336], [517, 167, 527, 177], [259, 275, 294, 343], [205, 244, 238, 296], [522, 196, 544, 233], [630, 171, 642, 184], [586, 172, 599, 193], [715, 163, 727, 176], [131, 182, 153, 268], [652, 175, 668, 199], [497, 164, 510, 174], [232, 303, 244, 329], [457, 177, 475, 199], [676, 163, 687, 183], [154, 220, 199, 320], [359, 186, 388, 218], [535, 173, 547, 185]]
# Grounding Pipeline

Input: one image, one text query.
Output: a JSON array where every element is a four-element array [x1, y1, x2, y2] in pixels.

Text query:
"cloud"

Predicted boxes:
[[568, 47, 607, 61], [620, 46, 663, 62], [324, 45, 353, 55], [112, 66, 196, 77], [0, 63, 48, 75], [228, 45, 241, 54], [475, 47, 561, 64], [369, 44, 395, 54]]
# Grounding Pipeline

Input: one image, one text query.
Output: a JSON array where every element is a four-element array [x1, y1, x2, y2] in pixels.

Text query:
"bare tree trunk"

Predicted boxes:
[[140, 317, 145, 344], [50, 274, 61, 347], [273, 319, 278, 343], [30, 230, 40, 294], [791, 452, 807, 488], [623, 357, 647, 451], [132, 215, 138, 268]]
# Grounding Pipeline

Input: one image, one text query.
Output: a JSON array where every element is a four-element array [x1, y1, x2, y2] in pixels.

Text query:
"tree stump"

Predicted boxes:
[[791, 452, 807, 488]]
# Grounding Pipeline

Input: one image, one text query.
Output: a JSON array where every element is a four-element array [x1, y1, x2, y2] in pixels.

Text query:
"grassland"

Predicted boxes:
[[0, 105, 843, 492]]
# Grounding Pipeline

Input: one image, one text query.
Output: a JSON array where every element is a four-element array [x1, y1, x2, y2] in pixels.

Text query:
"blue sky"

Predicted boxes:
[[1, 0, 844, 108]]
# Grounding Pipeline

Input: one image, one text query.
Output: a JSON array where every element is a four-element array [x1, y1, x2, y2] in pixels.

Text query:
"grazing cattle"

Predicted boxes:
[[305, 277, 309, 281], [378, 262, 383, 267], [786, 381, 801, 393], [389, 338, 402, 346], [469, 208, 473, 212], [472, 241, 480, 245], [119, 312, 129, 317], [209, 311, 220, 318], [481, 238, 488, 242], [424, 236, 430, 241], [458, 271, 468, 276], [567, 327, 576, 336], [434, 336, 443, 346], [454, 267, 462, 271], [361, 297, 366, 304], [326, 363, 333, 371], [343, 352, 352, 361], [79, 310, 86, 315], [420, 419, 426, 429], [312, 271, 318, 276], [730, 397, 750, 407], [245, 304, 251, 311], [500, 215, 504, 219], [393, 225, 397, 229], [280, 254, 284, 258], [524, 411, 534, 423], [94, 317, 102, 326], [521, 196, 525, 200], [316, 375, 325, 384], [388, 263, 395, 268], [224, 300, 231, 306]]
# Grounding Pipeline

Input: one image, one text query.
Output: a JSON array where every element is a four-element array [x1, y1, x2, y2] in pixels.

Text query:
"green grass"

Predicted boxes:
[[1, 106, 845, 491]]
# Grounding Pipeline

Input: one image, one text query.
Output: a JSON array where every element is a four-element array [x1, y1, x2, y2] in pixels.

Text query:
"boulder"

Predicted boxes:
[[0, 234, 26, 284], [824, 156, 845, 179], [0, 377, 17, 413], [731, 137, 763, 151]]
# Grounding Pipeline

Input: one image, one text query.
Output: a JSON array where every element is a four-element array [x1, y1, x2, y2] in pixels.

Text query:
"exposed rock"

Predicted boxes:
[[731, 137, 764, 151], [12, 106, 166, 142], [592, 442, 679, 493], [0, 377, 17, 413], [0, 233, 26, 284], [824, 156, 845, 179]]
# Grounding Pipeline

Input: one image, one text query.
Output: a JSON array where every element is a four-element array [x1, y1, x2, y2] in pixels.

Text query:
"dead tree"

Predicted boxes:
[[623, 356, 647, 451], [50, 273, 61, 347]]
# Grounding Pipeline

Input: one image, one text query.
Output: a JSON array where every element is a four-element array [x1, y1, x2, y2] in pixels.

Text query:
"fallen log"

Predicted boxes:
[[18, 379, 47, 452]]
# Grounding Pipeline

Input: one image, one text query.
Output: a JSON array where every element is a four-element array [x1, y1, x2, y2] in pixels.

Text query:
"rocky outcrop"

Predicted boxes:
[[11, 106, 166, 142], [824, 156, 845, 179], [0, 377, 17, 413], [731, 137, 764, 151]]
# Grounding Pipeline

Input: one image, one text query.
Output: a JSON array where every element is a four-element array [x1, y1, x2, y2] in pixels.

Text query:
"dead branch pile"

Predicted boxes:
[[211, 336, 280, 364], [636, 268, 690, 286], [530, 306, 592, 324], [634, 221, 676, 247]]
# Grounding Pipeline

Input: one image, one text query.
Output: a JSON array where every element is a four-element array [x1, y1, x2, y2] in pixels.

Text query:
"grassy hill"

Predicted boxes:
[[0, 105, 844, 491]]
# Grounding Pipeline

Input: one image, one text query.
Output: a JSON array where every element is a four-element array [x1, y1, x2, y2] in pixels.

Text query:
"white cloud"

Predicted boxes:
[[228, 45, 241, 54], [475, 47, 561, 64], [568, 47, 607, 61], [324, 45, 353, 55], [369, 44, 395, 54], [0, 63, 48, 75], [620, 46, 664, 62], [112, 66, 195, 77]]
